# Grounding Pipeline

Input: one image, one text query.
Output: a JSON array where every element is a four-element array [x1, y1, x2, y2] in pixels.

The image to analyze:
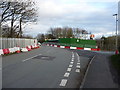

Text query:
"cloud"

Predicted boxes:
[[24, 0, 118, 38]]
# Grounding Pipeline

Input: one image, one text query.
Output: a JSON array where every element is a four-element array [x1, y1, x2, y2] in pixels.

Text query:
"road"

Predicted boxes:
[[2, 45, 117, 88], [2, 46, 92, 88]]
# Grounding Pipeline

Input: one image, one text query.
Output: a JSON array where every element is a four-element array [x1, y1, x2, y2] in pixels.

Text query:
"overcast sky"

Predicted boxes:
[[24, 0, 119, 38]]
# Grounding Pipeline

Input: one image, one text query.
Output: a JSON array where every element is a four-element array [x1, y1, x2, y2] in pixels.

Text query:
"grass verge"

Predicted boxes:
[[111, 54, 120, 73]]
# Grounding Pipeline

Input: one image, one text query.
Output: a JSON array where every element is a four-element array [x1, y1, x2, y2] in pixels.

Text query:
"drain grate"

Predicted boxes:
[[33, 55, 55, 61]]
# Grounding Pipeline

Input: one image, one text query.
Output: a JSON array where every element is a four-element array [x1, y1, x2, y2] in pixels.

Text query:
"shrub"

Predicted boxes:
[[118, 46, 120, 54]]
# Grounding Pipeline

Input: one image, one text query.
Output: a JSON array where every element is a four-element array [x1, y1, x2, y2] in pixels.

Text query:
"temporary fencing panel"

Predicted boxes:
[[0, 38, 38, 49], [58, 38, 97, 48]]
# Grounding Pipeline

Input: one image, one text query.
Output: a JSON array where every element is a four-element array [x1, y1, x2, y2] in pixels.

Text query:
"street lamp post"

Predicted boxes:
[[113, 14, 118, 54]]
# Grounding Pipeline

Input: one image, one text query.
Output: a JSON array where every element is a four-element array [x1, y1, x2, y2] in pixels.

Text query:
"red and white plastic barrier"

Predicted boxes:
[[0, 44, 40, 55], [60, 46, 65, 48], [21, 44, 39, 52], [54, 45, 57, 47], [14, 47, 21, 53], [21, 48, 28, 52], [45, 44, 100, 51], [26, 46, 32, 51], [31, 44, 39, 49], [0, 49, 3, 55], [3, 48, 10, 54], [70, 47, 77, 49], [9, 48, 15, 53]]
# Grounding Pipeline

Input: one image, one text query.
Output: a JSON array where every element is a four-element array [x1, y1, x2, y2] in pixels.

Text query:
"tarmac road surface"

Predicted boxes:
[[2, 46, 90, 88]]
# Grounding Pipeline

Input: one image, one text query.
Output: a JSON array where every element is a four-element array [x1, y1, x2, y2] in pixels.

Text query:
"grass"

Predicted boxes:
[[111, 54, 120, 73]]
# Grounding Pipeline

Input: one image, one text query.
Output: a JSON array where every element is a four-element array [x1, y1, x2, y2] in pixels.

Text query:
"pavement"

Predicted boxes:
[[81, 53, 118, 88]]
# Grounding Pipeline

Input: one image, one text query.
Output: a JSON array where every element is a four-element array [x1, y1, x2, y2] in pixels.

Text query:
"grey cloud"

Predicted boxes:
[[25, 0, 118, 38]]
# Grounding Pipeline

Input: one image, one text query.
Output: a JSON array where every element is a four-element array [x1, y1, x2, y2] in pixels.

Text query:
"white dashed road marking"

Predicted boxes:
[[76, 53, 79, 57], [60, 52, 77, 87], [77, 63, 80, 65], [72, 52, 74, 54], [69, 65, 73, 68], [60, 79, 68, 86], [71, 59, 74, 62], [22, 54, 42, 62], [76, 53, 80, 63], [78, 60, 80, 63], [70, 62, 74, 64], [72, 52, 74, 57], [72, 57, 74, 60], [76, 69, 80, 73], [76, 65, 80, 68], [64, 72, 70, 77], [67, 68, 72, 72], [72, 55, 74, 58]]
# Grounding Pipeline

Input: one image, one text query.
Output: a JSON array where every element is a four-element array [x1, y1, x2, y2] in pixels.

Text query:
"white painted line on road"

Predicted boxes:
[[22, 54, 42, 62], [70, 62, 74, 64], [76, 53, 80, 63], [60, 79, 68, 86], [76, 69, 80, 73], [67, 68, 72, 72], [76, 65, 80, 68], [76, 53, 79, 57], [71, 60, 74, 62], [72, 55, 74, 58], [71, 57, 74, 61], [72, 52, 74, 57], [69, 65, 73, 68], [64, 72, 70, 77], [72, 57, 74, 60], [77, 63, 80, 65]]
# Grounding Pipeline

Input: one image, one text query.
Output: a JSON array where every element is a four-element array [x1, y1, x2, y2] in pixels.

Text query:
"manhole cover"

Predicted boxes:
[[33, 55, 55, 61]]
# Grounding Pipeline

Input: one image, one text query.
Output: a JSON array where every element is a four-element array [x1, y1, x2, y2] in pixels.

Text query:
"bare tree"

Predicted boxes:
[[37, 34, 45, 43], [47, 27, 88, 39], [18, 0, 37, 37], [66, 27, 73, 38], [0, 0, 37, 38]]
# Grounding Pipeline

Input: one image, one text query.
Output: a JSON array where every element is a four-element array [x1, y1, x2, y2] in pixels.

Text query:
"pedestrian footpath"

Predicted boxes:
[[81, 54, 118, 88]]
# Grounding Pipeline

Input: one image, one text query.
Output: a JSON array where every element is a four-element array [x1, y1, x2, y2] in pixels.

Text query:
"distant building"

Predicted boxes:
[[118, 1, 120, 35]]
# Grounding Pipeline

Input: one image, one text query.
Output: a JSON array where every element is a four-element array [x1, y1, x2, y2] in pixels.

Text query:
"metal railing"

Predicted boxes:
[[0, 38, 38, 49]]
